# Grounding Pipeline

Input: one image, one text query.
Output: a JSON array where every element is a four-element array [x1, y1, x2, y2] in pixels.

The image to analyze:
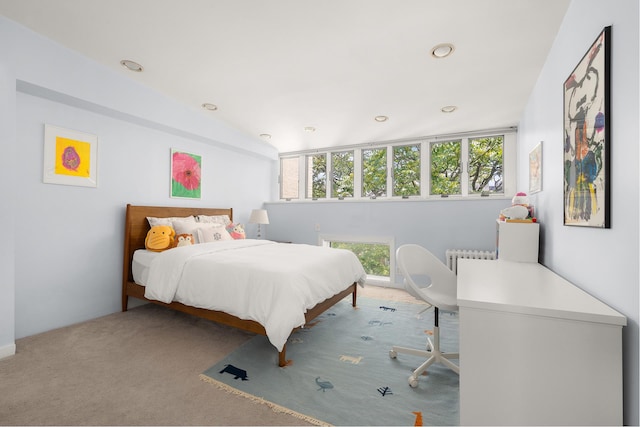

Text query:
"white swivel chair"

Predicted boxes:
[[390, 244, 459, 388]]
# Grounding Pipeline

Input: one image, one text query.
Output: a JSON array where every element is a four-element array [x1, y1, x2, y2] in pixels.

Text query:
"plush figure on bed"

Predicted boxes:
[[226, 223, 246, 239], [145, 225, 176, 252], [175, 234, 194, 247]]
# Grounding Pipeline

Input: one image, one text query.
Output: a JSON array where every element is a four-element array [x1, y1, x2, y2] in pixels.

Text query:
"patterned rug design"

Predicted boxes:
[[201, 296, 459, 426]]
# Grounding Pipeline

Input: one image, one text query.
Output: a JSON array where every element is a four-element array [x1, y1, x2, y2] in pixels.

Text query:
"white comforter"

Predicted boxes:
[[143, 239, 367, 351]]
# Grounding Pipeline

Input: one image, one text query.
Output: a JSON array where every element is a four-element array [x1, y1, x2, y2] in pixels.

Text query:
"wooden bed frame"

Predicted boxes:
[[121, 204, 357, 366]]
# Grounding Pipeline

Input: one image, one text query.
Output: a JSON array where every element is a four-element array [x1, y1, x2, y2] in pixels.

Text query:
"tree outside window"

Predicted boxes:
[[283, 131, 510, 200], [362, 147, 387, 197], [393, 144, 420, 197], [431, 140, 461, 195], [430, 136, 504, 195], [330, 241, 390, 277], [331, 151, 354, 198], [306, 154, 326, 198], [468, 136, 504, 194]]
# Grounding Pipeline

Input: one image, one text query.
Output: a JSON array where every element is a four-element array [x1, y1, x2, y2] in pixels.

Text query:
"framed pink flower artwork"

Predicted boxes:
[[170, 149, 201, 199]]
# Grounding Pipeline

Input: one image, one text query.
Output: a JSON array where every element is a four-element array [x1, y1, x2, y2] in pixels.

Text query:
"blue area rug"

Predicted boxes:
[[200, 296, 459, 426]]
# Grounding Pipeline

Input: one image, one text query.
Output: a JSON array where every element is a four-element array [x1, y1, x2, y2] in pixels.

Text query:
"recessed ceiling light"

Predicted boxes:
[[374, 115, 388, 122], [259, 133, 272, 140], [441, 105, 457, 113], [201, 103, 218, 111], [431, 43, 455, 59], [304, 126, 316, 132], [120, 59, 144, 72]]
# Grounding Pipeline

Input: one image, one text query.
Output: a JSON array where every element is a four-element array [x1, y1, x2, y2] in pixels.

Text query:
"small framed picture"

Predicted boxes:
[[43, 124, 98, 188], [529, 142, 542, 194]]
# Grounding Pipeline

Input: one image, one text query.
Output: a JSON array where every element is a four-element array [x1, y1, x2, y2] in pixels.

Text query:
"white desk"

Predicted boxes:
[[457, 259, 626, 426]]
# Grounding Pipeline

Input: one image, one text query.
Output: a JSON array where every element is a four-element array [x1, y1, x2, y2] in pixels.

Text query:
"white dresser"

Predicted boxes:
[[457, 259, 626, 426]]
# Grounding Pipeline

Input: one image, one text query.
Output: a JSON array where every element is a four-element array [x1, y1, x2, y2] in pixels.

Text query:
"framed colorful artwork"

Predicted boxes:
[[170, 149, 202, 199], [529, 142, 542, 194], [43, 124, 98, 187], [563, 26, 611, 228]]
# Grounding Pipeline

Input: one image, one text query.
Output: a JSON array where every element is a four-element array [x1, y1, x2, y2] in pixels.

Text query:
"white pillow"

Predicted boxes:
[[198, 224, 233, 243], [172, 221, 232, 244], [147, 215, 196, 227], [196, 214, 231, 225]]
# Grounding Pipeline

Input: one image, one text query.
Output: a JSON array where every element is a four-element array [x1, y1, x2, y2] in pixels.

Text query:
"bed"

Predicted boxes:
[[122, 204, 366, 366]]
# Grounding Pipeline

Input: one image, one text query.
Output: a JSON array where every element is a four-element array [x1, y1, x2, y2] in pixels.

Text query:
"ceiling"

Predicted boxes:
[[0, 0, 571, 154]]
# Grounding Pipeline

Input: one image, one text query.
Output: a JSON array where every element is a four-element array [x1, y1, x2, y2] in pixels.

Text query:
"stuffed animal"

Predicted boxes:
[[511, 192, 530, 207], [500, 205, 529, 220], [175, 233, 194, 247], [145, 225, 176, 252], [499, 191, 536, 221], [226, 222, 246, 239]]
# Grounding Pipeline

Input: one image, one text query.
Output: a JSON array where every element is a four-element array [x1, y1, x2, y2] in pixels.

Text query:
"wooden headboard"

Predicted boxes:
[[121, 204, 233, 296]]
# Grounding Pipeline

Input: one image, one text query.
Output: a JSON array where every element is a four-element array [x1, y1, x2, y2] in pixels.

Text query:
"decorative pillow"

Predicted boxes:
[[147, 215, 196, 227], [198, 224, 233, 243], [145, 225, 176, 252], [175, 233, 195, 247], [172, 221, 232, 244], [196, 214, 231, 226], [226, 222, 246, 239]]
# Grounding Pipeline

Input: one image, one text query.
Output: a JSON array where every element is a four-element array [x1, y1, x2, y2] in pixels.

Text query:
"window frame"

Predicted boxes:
[[319, 233, 395, 286], [305, 153, 327, 199], [279, 128, 516, 202], [361, 146, 388, 198], [279, 155, 300, 200], [330, 150, 355, 199]]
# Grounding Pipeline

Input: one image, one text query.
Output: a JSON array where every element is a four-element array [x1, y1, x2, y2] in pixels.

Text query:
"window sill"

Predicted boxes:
[[269, 194, 512, 205]]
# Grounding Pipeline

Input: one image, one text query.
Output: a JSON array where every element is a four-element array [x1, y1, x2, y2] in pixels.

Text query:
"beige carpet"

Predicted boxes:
[[0, 286, 413, 426]]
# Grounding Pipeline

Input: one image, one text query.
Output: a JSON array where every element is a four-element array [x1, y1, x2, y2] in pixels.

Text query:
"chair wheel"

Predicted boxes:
[[408, 376, 419, 388], [389, 350, 397, 359]]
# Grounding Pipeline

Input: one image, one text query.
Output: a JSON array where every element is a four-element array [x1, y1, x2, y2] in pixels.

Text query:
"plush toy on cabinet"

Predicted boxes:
[[499, 192, 537, 222]]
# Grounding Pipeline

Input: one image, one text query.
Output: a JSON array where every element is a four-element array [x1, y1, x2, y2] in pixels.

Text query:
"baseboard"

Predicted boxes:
[[0, 342, 16, 360]]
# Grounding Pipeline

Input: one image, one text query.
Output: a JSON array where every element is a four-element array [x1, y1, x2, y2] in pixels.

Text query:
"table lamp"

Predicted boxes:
[[249, 209, 270, 239]]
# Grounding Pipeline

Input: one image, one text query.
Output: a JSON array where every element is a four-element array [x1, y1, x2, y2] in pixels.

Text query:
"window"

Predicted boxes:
[[430, 135, 505, 196], [280, 157, 299, 199], [321, 234, 394, 285], [280, 129, 514, 201], [468, 136, 503, 194], [306, 153, 326, 199], [331, 151, 354, 198], [430, 140, 461, 195], [362, 147, 387, 197], [393, 144, 420, 197]]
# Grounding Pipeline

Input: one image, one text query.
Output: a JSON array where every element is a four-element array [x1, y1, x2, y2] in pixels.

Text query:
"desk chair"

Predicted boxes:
[[390, 244, 459, 387]]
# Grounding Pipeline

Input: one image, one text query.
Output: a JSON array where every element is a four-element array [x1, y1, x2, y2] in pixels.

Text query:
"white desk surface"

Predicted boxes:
[[457, 259, 626, 326]]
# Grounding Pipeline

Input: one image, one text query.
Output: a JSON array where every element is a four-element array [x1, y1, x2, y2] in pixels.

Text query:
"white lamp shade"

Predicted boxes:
[[249, 209, 270, 225]]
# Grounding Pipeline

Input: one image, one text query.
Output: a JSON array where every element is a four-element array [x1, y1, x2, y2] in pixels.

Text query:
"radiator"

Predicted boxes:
[[445, 249, 496, 274]]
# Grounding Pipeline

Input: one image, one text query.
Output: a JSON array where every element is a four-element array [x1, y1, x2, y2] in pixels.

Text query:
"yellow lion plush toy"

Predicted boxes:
[[145, 225, 176, 252]]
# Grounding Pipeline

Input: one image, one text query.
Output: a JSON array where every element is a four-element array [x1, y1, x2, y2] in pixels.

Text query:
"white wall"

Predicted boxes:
[[517, 0, 639, 424], [0, 57, 16, 359], [0, 17, 277, 346], [265, 197, 508, 284]]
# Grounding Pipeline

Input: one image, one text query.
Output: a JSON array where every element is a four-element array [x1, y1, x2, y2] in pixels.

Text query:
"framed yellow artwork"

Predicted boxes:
[[43, 124, 98, 187]]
